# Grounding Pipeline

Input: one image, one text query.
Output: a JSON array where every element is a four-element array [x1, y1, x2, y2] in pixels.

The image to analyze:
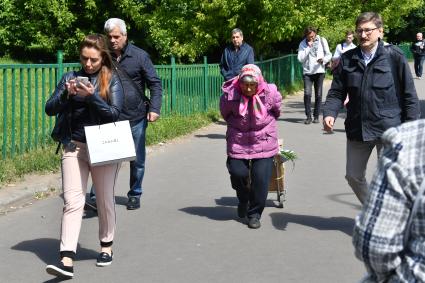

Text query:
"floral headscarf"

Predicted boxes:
[[233, 64, 267, 119]]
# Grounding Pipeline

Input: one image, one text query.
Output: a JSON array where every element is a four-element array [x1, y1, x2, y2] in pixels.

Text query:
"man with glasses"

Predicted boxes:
[[323, 12, 419, 204]]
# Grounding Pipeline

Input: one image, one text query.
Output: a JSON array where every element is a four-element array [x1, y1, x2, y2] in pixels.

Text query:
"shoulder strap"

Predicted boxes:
[[319, 36, 331, 55], [404, 178, 425, 247]]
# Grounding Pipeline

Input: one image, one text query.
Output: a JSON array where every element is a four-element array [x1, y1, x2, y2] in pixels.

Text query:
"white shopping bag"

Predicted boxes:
[[84, 120, 136, 166]]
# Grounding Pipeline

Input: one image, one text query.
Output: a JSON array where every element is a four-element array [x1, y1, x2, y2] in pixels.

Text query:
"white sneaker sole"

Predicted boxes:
[[96, 261, 112, 267], [46, 265, 74, 278]]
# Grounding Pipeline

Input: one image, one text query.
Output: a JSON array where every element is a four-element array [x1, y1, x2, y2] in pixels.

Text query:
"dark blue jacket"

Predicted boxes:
[[411, 40, 425, 57], [220, 42, 254, 81], [45, 69, 123, 143], [116, 43, 163, 124], [323, 41, 420, 141]]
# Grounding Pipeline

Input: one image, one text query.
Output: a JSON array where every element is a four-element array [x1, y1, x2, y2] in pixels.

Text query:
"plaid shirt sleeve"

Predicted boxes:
[[352, 121, 425, 282]]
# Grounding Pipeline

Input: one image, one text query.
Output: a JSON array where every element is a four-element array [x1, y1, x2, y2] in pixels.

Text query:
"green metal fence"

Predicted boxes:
[[0, 53, 303, 159], [396, 43, 413, 60]]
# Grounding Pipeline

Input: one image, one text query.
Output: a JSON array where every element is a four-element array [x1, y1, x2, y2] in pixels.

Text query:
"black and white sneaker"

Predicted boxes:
[[46, 262, 74, 278], [96, 252, 113, 267]]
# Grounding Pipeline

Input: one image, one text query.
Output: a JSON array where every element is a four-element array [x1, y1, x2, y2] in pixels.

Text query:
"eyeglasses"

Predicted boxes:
[[355, 27, 379, 35]]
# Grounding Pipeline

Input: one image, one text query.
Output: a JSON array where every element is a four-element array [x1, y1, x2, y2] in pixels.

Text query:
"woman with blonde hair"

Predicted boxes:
[[45, 34, 123, 278]]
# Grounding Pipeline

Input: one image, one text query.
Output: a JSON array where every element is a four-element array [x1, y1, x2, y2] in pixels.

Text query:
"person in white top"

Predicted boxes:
[[332, 31, 357, 105], [297, 26, 332, 124], [331, 30, 356, 71]]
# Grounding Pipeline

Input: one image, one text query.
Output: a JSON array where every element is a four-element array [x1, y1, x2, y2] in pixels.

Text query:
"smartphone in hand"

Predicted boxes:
[[76, 76, 89, 87]]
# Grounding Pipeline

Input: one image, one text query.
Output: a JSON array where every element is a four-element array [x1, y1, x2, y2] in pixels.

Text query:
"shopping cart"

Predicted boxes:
[[268, 153, 286, 208], [268, 139, 288, 208]]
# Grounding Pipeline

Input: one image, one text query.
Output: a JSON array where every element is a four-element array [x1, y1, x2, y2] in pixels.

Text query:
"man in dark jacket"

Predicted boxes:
[[219, 28, 255, 81], [323, 12, 420, 204], [411, 32, 425, 79], [89, 18, 163, 210]]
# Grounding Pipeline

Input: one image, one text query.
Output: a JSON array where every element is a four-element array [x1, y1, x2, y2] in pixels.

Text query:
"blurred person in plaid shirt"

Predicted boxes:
[[353, 119, 425, 282]]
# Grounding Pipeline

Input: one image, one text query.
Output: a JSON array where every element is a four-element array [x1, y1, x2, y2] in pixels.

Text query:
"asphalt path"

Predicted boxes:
[[0, 63, 424, 283]]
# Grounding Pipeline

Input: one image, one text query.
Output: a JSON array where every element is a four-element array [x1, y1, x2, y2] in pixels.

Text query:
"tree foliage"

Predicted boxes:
[[386, 3, 425, 43], [0, 0, 423, 63]]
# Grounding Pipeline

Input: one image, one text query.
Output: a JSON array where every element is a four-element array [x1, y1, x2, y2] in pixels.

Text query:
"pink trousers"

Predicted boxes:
[[60, 141, 120, 254]]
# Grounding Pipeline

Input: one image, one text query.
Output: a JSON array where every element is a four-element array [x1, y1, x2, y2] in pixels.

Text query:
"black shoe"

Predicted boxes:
[[304, 118, 312, 125], [237, 203, 248, 218], [84, 199, 97, 212], [312, 118, 319, 123], [126, 196, 140, 210], [96, 252, 113, 267], [248, 217, 261, 229], [46, 262, 74, 278]]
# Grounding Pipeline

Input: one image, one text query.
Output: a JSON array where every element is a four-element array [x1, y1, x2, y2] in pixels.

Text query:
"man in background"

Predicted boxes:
[[411, 32, 425, 79], [220, 28, 255, 81], [88, 18, 163, 210], [331, 30, 356, 71], [297, 26, 332, 124]]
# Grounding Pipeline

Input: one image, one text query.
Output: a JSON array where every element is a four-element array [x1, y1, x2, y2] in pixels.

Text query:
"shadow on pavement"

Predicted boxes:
[[11, 238, 98, 265], [327, 193, 362, 210], [180, 196, 283, 222], [179, 206, 239, 221], [43, 277, 72, 282], [194, 133, 226, 139], [284, 100, 305, 110], [326, 128, 346, 134], [269, 212, 354, 236], [279, 117, 305, 124]]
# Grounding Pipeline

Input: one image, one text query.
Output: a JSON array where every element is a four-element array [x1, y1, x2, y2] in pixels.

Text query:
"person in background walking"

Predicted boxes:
[[297, 26, 332, 124], [45, 34, 123, 279], [220, 64, 282, 229], [332, 30, 357, 106], [331, 30, 356, 72], [220, 28, 255, 81], [88, 18, 163, 211], [353, 119, 425, 282], [411, 32, 425, 79], [323, 12, 420, 204]]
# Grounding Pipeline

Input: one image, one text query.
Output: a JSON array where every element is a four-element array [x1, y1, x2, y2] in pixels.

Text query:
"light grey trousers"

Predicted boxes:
[[345, 139, 383, 204], [60, 141, 120, 254]]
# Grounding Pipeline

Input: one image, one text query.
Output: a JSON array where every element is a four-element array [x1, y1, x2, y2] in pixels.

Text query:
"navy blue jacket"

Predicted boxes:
[[116, 43, 163, 124], [411, 40, 425, 57], [323, 41, 420, 141], [219, 42, 254, 81], [45, 69, 124, 143]]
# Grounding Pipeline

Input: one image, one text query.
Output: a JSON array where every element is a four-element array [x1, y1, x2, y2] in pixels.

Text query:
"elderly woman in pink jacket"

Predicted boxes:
[[220, 64, 282, 229]]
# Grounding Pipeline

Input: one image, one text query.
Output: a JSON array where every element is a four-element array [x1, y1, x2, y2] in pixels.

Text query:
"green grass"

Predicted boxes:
[[0, 109, 221, 187], [280, 80, 304, 98], [0, 144, 60, 185]]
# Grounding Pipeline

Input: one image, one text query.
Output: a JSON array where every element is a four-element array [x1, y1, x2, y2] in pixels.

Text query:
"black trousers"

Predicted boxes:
[[303, 73, 325, 119], [414, 55, 425, 77], [226, 157, 274, 219]]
